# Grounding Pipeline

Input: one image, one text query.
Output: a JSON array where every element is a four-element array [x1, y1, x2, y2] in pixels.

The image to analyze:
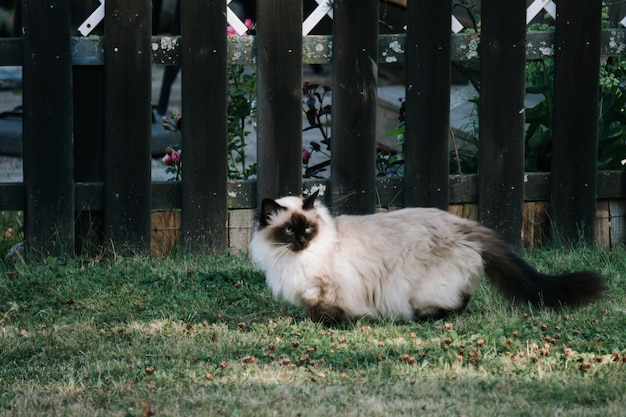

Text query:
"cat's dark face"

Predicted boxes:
[[259, 192, 319, 252]]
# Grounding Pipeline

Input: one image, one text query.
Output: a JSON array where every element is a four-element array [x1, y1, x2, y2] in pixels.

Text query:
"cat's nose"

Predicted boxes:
[[294, 235, 307, 249]]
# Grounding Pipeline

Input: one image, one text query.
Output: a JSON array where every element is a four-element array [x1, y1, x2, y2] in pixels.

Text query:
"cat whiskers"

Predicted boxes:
[[262, 242, 292, 270]]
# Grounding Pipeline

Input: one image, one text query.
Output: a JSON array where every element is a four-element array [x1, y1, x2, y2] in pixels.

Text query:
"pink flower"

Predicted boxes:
[[227, 18, 253, 36], [170, 149, 181, 163], [163, 146, 181, 166], [302, 149, 311, 165]]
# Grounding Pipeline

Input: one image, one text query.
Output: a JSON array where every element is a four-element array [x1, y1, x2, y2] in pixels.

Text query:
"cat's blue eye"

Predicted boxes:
[[283, 226, 293, 234], [305, 226, 313, 233]]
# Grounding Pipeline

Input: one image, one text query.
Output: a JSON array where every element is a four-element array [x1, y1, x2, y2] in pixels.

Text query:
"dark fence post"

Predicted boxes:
[[22, 0, 75, 257], [331, 0, 378, 214], [404, 0, 451, 210], [180, 0, 228, 253], [256, 0, 303, 202], [550, 0, 601, 246], [71, 0, 106, 254], [478, 0, 526, 251], [103, 0, 152, 252]]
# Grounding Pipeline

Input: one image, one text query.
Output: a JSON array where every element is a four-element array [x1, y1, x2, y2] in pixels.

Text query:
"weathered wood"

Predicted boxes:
[[523, 172, 550, 202], [4, 28, 626, 67], [449, 175, 477, 204], [404, 0, 451, 209], [227, 209, 255, 254], [73, 64, 106, 255], [180, 0, 228, 253], [103, 0, 152, 252], [22, 0, 75, 256], [331, 0, 378, 215], [256, 0, 303, 203], [375, 177, 404, 208], [3, 172, 625, 213], [71, 0, 106, 255], [462, 204, 479, 221], [595, 200, 611, 248], [522, 201, 550, 249], [597, 170, 625, 199], [550, 0, 601, 245], [609, 199, 626, 247], [478, 0, 526, 250], [150, 211, 181, 257], [448, 205, 464, 218]]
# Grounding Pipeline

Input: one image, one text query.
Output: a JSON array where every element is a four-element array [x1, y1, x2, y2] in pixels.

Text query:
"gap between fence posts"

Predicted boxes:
[[22, 0, 75, 257], [403, 0, 451, 210], [550, 0, 601, 246], [180, 0, 228, 253], [103, 0, 152, 253], [256, 0, 303, 204], [331, 0, 378, 215], [478, 0, 526, 251]]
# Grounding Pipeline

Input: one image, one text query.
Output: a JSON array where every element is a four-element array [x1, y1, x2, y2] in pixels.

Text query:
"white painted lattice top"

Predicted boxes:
[[77, 0, 626, 38], [526, 0, 557, 25]]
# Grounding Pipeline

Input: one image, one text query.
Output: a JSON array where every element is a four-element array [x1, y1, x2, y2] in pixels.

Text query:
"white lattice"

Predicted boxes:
[[526, 0, 557, 24], [78, 0, 105, 36], [226, 0, 250, 35], [302, 0, 333, 36], [451, 16, 464, 33], [78, 1, 565, 39]]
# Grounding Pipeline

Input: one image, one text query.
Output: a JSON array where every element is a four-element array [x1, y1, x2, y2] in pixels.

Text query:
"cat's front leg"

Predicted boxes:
[[308, 302, 345, 326], [299, 286, 323, 306], [299, 286, 345, 325]]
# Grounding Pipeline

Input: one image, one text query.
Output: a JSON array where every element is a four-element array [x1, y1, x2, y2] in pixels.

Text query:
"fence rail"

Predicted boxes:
[[5, 30, 626, 67], [0, 0, 625, 257]]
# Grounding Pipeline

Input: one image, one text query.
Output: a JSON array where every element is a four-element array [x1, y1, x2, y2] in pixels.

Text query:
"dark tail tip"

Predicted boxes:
[[483, 243, 607, 308], [537, 269, 607, 307]]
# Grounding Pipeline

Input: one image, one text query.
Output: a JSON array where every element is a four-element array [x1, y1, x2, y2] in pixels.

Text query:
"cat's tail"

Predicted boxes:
[[475, 228, 607, 307]]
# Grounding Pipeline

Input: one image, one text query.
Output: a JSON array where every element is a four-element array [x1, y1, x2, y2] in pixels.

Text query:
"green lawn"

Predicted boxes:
[[1, 244, 625, 416]]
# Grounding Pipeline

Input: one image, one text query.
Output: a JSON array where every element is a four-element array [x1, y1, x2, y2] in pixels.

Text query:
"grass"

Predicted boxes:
[[0, 229, 625, 416]]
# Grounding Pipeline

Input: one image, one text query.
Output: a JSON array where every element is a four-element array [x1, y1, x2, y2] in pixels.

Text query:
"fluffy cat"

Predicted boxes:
[[249, 191, 607, 324]]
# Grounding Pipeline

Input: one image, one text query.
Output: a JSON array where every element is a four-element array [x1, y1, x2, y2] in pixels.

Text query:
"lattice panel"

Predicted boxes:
[[226, 0, 250, 35], [79, 1, 626, 38], [526, 0, 557, 24]]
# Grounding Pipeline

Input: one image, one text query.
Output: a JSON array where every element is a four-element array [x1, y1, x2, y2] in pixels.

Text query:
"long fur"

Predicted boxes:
[[249, 192, 607, 323]]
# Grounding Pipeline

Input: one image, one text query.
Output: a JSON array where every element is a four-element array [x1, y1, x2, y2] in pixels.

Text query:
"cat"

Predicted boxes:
[[249, 191, 607, 324]]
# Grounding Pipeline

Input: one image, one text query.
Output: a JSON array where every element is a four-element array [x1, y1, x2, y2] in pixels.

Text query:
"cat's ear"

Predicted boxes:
[[260, 198, 284, 226], [303, 190, 319, 210]]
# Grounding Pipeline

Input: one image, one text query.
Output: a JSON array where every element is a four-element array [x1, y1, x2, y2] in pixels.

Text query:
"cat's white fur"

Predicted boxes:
[[250, 196, 485, 321], [250, 194, 605, 322]]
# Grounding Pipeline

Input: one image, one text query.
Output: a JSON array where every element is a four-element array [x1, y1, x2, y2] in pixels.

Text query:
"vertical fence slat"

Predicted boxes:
[[104, 0, 152, 252], [331, 0, 378, 214], [550, 0, 601, 245], [478, 0, 527, 250], [256, 0, 303, 203], [404, 0, 451, 210], [180, 0, 228, 253], [71, 0, 106, 254], [22, 0, 75, 256]]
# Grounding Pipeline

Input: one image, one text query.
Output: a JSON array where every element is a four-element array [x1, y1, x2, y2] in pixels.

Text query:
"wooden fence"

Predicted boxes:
[[0, 0, 625, 257]]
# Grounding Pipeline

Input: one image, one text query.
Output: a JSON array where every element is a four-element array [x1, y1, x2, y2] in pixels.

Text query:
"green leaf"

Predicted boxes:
[[527, 129, 551, 150]]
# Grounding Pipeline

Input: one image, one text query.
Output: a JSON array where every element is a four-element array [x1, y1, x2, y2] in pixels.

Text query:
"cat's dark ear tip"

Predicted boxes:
[[258, 198, 283, 226], [303, 190, 319, 210]]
